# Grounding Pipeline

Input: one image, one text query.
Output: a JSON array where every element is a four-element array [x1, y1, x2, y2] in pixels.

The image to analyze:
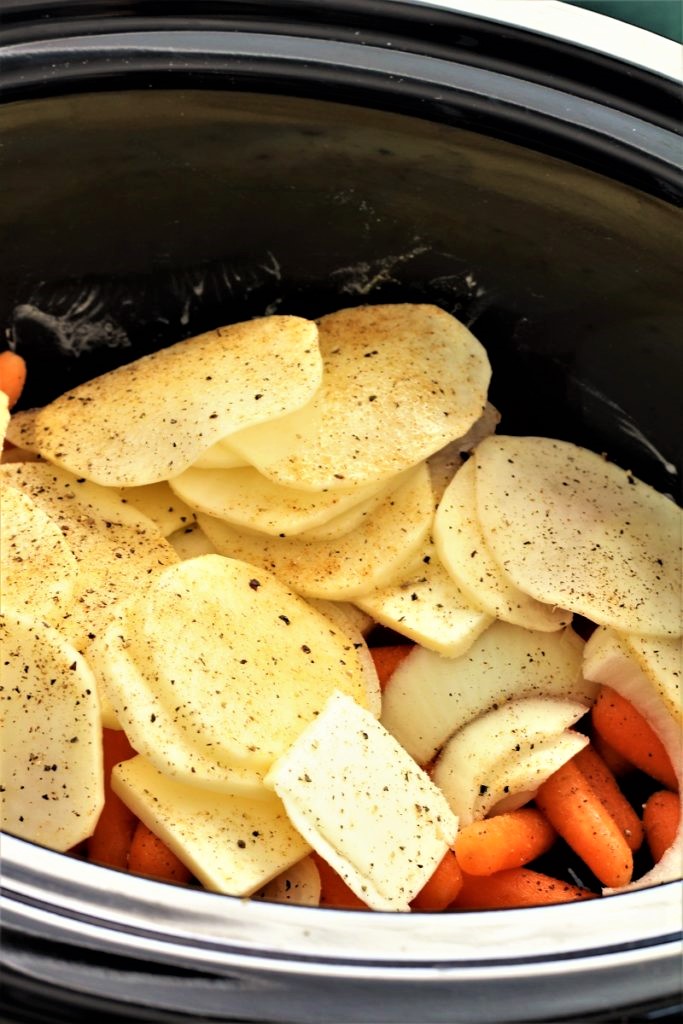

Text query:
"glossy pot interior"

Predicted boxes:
[[1, 9, 682, 1023]]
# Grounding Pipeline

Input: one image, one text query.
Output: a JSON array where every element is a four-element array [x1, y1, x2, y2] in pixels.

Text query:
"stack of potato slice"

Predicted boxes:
[[1, 304, 681, 905]]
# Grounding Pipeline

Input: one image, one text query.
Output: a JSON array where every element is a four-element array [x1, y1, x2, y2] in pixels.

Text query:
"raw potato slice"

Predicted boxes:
[[308, 599, 374, 639], [192, 438, 248, 470], [0, 483, 79, 625], [380, 620, 593, 765], [474, 435, 683, 637], [303, 599, 381, 718], [0, 612, 104, 850], [434, 458, 571, 631], [1, 460, 158, 533], [0, 392, 9, 445], [266, 691, 458, 912], [113, 755, 310, 896], [253, 856, 321, 906], [168, 464, 392, 538], [229, 304, 491, 492], [88, 602, 267, 796], [356, 539, 492, 656], [428, 402, 501, 502], [4, 407, 40, 453], [34, 315, 322, 486], [583, 626, 682, 892], [293, 473, 413, 543], [1, 461, 179, 651], [128, 555, 376, 771], [197, 462, 434, 600], [168, 523, 218, 560], [115, 482, 196, 537], [432, 697, 589, 825]]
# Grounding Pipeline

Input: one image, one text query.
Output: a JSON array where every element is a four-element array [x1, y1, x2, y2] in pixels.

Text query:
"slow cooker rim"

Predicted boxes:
[[0, 0, 680, 133], [0, 30, 681, 206]]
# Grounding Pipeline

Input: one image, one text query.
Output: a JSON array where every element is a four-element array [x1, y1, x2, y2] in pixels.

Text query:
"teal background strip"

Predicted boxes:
[[564, 1, 683, 42]]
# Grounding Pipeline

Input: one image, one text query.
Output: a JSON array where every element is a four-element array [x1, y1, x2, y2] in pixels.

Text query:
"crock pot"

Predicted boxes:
[[1, 2, 681, 1021]]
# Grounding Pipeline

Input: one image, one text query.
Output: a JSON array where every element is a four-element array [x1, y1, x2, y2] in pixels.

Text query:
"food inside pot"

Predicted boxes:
[[0, 305, 680, 911]]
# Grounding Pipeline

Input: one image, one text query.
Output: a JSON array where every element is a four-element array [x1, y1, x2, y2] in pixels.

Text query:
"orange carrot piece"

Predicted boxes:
[[592, 686, 678, 791], [454, 808, 556, 876], [573, 744, 644, 851], [536, 758, 633, 888], [128, 822, 193, 884], [87, 729, 138, 870], [591, 730, 633, 778], [643, 790, 680, 863], [0, 350, 27, 409], [370, 645, 414, 691], [411, 850, 463, 910], [311, 853, 368, 909], [452, 868, 596, 909]]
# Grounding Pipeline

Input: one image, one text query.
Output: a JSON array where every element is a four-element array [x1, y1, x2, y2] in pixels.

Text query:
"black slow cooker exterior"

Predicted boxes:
[[1, 3, 681, 1022]]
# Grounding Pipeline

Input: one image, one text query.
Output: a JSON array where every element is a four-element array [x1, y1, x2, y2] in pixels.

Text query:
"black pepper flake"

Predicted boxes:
[[249, 579, 261, 590], [237, 839, 246, 849], [301, 644, 311, 654], [479, 784, 488, 795], [279, 615, 290, 625]]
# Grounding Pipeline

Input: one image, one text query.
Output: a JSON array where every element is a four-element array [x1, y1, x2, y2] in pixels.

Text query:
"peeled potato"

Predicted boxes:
[[113, 755, 310, 896], [33, 316, 322, 486], [620, 633, 682, 726], [474, 435, 682, 637], [228, 304, 491, 492], [356, 539, 492, 656], [168, 464, 393, 538], [253, 855, 321, 906], [4, 406, 40, 453], [434, 458, 571, 632], [0, 612, 104, 851], [0, 482, 79, 625], [2, 461, 179, 650], [197, 462, 434, 600]]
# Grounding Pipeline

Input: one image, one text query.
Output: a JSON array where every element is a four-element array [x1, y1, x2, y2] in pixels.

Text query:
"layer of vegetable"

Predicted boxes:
[[1, 307, 681, 913]]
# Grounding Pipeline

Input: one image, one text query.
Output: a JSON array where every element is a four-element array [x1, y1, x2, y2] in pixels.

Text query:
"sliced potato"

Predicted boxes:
[[265, 690, 458, 912], [197, 462, 434, 600], [474, 435, 682, 637], [113, 755, 310, 896], [167, 523, 218, 560], [253, 855, 321, 906], [127, 555, 376, 771], [0, 482, 79, 625], [380, 620, 593, 765], [2, 461, 179, 650], [34, 316, 322, 486], [88, 601, 267, 796], [116, 482, 196, 537], [620, 632, 682, 726], [428, 402, 501, 503], [356, 539, 492, 656], [4, 406, 40, 453], [0, 392, 9, 446], [229, 304, 491, 492], [432, 697, 589, 825], [191, 438, 248, 470], [434, 458, 570, 631], [0, 612, 104, 851], [168, 464, 393, 538]]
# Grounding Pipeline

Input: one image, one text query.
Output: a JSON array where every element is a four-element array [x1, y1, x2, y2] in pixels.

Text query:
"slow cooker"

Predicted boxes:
[[1, 2, 681, 1021]]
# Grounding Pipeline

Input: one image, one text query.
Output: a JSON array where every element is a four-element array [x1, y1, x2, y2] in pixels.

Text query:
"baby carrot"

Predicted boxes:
[[643, 790, 680, 863], [535, 758, 633, 888], [591, 730, 633, 778], [452, 868, 596, 909], [0, 350, 27, 409], [87, 729, 138, 869], [573, 744, 644, 851], [370, 644, 414, 691], [410, 850, 463, 910], [454, 808, 556, 876], [311, 853, 368, 909], [128, 821, 193, 885], [592, 686, 678, 791]]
